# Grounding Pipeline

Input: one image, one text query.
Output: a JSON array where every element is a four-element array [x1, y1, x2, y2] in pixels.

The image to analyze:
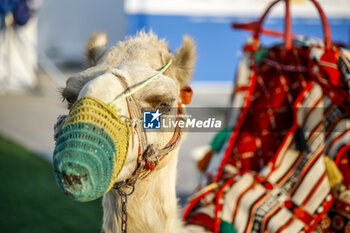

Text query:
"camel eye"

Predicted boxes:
[[66, 97, 73, 104], [156, 102, 172, 113]]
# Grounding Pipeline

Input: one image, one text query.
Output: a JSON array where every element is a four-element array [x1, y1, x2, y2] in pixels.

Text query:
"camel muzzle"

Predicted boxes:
[[53, 97, 131, 202]]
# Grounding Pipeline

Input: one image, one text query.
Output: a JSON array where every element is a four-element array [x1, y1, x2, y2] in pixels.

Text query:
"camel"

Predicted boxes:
[[53, 31, 210, 233]]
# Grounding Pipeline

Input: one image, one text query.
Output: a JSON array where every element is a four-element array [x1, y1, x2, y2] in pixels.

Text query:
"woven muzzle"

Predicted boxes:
[[53, 96, 130, 202]]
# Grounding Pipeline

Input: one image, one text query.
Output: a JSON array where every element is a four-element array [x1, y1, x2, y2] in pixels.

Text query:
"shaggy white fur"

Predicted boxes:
[[102, 147, 209, 233]]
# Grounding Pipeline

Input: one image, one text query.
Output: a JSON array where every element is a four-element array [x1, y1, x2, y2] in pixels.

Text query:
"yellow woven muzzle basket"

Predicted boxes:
[[53, 96, 130, 202]]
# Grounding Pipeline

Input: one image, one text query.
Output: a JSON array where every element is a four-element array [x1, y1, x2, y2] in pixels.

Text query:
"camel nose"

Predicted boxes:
[[53, 122, 116, 202]]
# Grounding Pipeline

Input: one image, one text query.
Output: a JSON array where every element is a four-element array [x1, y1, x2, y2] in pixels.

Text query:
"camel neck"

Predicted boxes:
[[103, 148, 180, 233], [128, 149, 179, 233]]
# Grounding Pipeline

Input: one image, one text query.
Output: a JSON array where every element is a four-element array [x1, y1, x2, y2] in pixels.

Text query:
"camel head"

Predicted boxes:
[[53, 31, 196, 202]]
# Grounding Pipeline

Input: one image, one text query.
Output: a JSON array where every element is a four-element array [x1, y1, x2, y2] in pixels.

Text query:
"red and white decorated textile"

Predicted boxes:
[[183, 1, 350, 232]]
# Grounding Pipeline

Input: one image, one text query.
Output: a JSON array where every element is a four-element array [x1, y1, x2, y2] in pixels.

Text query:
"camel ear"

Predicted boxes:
[[85, 32, 108, 67], [173, 35, 196, 88]]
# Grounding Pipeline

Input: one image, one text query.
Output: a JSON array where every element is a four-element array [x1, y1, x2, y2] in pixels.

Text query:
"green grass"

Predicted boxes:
[[0, 135, 103, 233]]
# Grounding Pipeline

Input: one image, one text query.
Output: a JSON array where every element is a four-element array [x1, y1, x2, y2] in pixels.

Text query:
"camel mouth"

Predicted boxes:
[[53, 122, 116, 202], [53, 96, 131, 202], [62, 172, 83, 187]]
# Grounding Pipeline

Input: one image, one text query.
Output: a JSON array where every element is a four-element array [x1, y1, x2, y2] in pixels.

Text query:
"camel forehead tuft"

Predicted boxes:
[[61, 31, 195, 107], [132, 30, 169, 50], [104, 31, 171, 66]]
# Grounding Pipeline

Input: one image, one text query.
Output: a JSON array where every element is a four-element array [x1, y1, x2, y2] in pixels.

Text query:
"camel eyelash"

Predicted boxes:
[[155, 102, 172, 113], [66, 97, 73, 104]]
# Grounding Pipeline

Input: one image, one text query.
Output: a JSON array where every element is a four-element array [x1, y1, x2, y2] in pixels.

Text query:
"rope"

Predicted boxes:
[[109, 59, 173, 105]]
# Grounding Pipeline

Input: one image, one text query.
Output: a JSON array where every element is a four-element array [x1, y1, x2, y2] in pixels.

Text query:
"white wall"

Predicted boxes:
[[37, 0, 125, 63], [125, 0, 350, 17]]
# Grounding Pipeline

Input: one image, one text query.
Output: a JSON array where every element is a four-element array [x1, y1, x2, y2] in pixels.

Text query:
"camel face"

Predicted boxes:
[[53, 31, 196, 202]]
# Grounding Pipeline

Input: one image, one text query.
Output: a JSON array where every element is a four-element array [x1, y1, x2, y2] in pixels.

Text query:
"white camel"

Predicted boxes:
[[54, 31, 209, 233]]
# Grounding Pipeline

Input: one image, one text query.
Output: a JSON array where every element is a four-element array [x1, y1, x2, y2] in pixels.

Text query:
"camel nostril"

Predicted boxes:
[[54, 157, 98, 201], [62, 172, 83, 189]]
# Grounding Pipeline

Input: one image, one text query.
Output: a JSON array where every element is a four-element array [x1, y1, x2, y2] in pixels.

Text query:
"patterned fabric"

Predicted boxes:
[[314, 199, 350, 233], [184, 37, 350, 233]]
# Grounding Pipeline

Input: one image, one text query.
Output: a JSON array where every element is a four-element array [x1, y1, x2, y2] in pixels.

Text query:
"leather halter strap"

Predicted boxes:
[[110, 70, 184, 188]]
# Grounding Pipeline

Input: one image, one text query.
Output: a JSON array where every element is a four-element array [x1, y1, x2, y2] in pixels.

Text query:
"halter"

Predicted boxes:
[[108, 59, 190, 233], [109, 59, 187, 190]]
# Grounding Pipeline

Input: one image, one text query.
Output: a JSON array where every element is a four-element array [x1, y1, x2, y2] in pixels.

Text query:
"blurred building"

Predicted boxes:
[[36, 0, 350, 83], [125, 0, 350, 82]]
